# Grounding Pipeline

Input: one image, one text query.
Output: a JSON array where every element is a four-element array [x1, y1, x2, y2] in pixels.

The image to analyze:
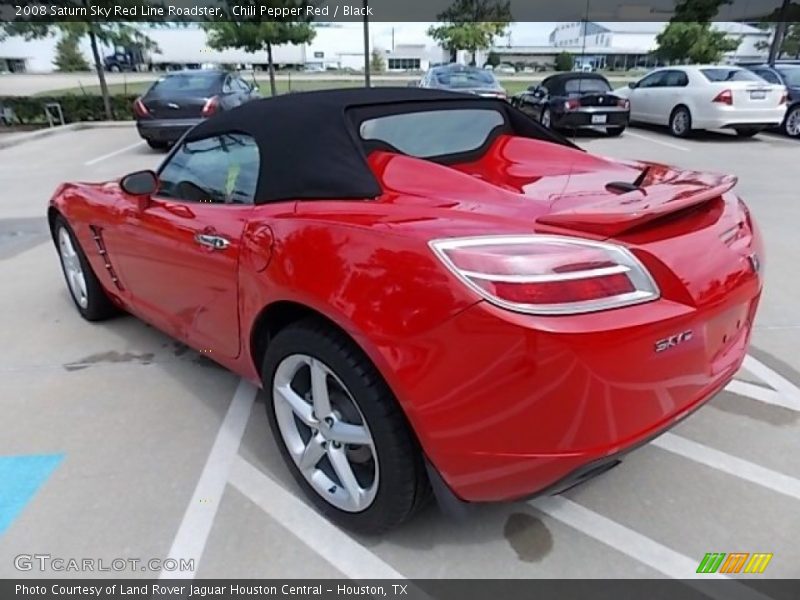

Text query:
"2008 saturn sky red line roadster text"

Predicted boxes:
[[49, 88, 764, 533]]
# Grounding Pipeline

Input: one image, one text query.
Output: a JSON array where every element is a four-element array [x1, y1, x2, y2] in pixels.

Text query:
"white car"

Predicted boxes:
[[495, 64, 517, 74], [616, 65, 787, 138]]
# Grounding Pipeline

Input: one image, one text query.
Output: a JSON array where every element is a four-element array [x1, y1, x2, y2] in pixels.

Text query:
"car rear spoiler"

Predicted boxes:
[[536, 175, 738, 237]]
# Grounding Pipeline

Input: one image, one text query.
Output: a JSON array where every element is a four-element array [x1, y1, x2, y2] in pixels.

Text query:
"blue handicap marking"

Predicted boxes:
[[0, 454, 64, 535]]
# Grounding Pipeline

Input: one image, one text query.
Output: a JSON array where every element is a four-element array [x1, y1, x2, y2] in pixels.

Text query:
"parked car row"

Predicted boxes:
[[132, 63, 798, 151]]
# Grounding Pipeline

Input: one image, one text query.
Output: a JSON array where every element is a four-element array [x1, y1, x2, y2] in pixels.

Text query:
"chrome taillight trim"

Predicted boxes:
[[429, 234, 661, 316]]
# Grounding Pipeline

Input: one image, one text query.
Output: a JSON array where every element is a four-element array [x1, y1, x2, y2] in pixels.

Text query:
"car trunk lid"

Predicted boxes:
[[573, 92, 624, 108], [141, 95, 208, 119]]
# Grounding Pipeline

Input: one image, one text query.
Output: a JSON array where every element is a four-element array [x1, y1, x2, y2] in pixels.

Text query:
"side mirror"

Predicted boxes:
[[120, 170, 158, 210], [628, 81, 638, 89]]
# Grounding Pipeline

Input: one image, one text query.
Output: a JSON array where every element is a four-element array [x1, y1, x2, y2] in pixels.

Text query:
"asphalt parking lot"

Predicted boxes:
[[0, 122, 798, 584]]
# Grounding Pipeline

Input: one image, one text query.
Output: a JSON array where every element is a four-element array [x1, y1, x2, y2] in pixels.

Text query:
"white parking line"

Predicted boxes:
[[84, 141, 144, 166], [230, 456, 404, 579], [160, 379, 258, 579], [725, 379, 795, 410], [529, 497, 771, 600], [625, 130, 691, 152], [742, 355, 800, 411], [653, 433, 800, 501]]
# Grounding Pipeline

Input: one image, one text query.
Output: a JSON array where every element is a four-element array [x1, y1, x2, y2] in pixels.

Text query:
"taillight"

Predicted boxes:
[[430, 235, 660, 315], [712, 89, 733, 106], [133, 98, 149, 118], [201, 95, 220, 117], [779, 91, 787, 105], [618, 98, 630, 109], [564, 98, 580, 111]]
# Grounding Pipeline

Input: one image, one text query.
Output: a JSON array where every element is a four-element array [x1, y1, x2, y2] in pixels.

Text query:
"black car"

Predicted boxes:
[[511, 73, 630, 136], [745, 64, 800, 138], [133, 70, 260, 150], [417, 64, 507, 99]]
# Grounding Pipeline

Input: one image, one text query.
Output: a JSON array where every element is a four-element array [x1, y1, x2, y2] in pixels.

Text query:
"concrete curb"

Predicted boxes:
[[0, 120, 135, 151]]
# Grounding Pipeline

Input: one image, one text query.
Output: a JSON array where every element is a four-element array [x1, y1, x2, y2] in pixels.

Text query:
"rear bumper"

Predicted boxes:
[[555, 107, 630, 129], [136, 118, 204, 143], [410, 294, 758, 502], [693, 106, 786, 129]]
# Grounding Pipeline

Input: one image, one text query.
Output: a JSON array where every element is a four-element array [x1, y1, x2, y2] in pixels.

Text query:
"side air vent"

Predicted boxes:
[[89, 225, 124, 291]]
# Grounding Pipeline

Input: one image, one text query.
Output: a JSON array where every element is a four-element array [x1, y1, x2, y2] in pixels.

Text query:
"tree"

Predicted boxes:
[[655, 0, 739, 64], [370, 49, 386, 74], [427, 0, 512, 66], [671, 0, 732, 22], [485, 51, 501, 68], [554, 51, 574, 72], [1, 8, 158, 121], [656, 22, 738, 64], [782, 23, 800, 58], [203, 5, 316, 97], [53, 31, 90, 73]]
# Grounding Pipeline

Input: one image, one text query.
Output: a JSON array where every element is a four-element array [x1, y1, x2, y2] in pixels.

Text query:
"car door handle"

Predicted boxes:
[[194, 233, 230, 250]]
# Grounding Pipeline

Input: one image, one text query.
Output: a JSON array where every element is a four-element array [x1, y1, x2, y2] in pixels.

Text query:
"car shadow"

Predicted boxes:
[[628, 122, 773, 144]]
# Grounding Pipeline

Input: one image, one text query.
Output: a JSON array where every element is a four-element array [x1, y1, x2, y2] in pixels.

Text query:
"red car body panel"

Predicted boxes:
[[50, 134, 764, 502]]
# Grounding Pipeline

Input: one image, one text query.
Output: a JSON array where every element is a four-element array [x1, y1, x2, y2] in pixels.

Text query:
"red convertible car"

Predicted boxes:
[[50, 88, 764, 532]]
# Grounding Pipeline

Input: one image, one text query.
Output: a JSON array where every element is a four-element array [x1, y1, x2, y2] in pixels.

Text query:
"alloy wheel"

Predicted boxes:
[[786, 107, 800, 137], [58, 227, 88, 309], [671, 109, 689, 136], [272, 353, 379, 512]]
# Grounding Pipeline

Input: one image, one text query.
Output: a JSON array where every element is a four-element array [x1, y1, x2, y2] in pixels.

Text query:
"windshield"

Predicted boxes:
[[700, 68, 763, 83], [359, 109, 505, 158], [564, 78, 612, 94], [434, 68, 498, 89], [149, 73, 220, 96], [776, 67, 800, 87]]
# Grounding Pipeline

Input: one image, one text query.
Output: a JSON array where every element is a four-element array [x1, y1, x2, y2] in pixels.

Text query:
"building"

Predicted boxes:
[[545, 21, 770, 69], [0, 23, 444, 74]]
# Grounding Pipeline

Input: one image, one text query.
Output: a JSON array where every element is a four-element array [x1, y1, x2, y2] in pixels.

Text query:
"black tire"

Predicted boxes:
[[262, 318, 430, 533], [669, 106, 693, 138], [146, 139, 169, 150], [53, 217, 118, 322], [735, 127, 762, 138], [606, 126, 625, 137], [781, 105, 800, 138]]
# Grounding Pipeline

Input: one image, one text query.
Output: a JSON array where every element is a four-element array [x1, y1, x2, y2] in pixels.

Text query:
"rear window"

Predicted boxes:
[[700, 68, 763, 83], [148, 74, 220, 95], [434, 68, 498, 89], [358, 109, 505, 158], [563, 78, 611, 94]]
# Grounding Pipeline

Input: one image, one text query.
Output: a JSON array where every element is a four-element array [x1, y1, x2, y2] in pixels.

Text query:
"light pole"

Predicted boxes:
[[363, 0, 371, 87]]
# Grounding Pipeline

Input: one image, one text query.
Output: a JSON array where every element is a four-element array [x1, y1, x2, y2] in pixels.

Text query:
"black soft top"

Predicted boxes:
[[184, 87, 573, 204], [541, 72, 611, 94]]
